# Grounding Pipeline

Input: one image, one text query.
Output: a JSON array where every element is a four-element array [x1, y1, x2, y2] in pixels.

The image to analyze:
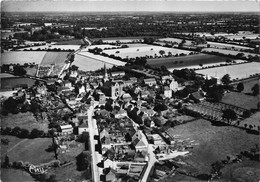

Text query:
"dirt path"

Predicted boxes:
[[1, 139, 28, 157]]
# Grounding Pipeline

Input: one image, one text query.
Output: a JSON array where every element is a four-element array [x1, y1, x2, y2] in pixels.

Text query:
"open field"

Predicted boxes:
[[206, 41, 254, 50], [20, 44, 80, 51], [221, 91, 259, 110], [232, 76, 260, 94], [88, 44, 119, 50], [202, 48, 259, 58], [0, 135, 24, 157], [103, 45, 191, 59], [148, 54, 230, 69], [166, 119, 259, 176], [225, 34, 260, 40], [196, 62, 260, 80], [40, 51, 69, 65], [54, 39, 84, 45], [0, 136, 53, 165], [1, 51, 46, 65], [73, 50, 125, 71], [157, 37, 193, 45], [1, 168, 35, 182], [1, 77, 37, 90], [1, 112, 49, 132]]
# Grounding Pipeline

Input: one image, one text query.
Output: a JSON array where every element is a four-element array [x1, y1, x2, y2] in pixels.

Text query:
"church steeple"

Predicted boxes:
[[103, 63, 108, 82]]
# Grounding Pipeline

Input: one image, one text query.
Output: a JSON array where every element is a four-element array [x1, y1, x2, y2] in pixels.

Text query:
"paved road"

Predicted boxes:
[[87, 107, 100, 182]]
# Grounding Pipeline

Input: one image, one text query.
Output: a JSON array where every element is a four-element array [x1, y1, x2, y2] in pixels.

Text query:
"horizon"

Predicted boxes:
[[1, 0, 259, 13]]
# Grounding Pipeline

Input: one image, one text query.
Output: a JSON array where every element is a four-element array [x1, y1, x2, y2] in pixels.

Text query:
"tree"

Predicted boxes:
[[221, 74, 231, 85], [222, 109, 237, 123], [3, 155, 10, 168], [237, 82, 244, 92], [159, 50, 165, 57], [76, 151, 91, 171], [13, 66, 27, 76], [125, 133, 132, 142], [252, 84, 259, 96]]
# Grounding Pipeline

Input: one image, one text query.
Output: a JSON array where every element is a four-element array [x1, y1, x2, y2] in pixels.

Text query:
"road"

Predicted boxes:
[[87, 106, 100, 182]]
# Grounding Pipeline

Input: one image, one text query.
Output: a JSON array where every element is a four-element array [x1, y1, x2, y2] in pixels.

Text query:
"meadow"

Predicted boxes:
[[40, 51, 69, 65], [54, 39, 84, 45], [148, 54, 229, 69], [166, 119, 259, 178], [202, 48, 259, 58], [102, 45, 191, 59], [195, 62, 260, 80], [157, 37, 193, 45], [1, 77, 37, 90], [206, 41, 254, 50], [1, 51, 46, 65], [20, 44, 80, 51]]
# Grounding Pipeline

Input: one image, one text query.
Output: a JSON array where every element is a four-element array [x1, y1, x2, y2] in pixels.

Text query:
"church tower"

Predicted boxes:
[[103, 63, 108, 82]]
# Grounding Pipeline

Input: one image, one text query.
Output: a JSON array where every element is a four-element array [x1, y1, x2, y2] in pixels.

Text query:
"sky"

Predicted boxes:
[[1, 0, 259, 13]]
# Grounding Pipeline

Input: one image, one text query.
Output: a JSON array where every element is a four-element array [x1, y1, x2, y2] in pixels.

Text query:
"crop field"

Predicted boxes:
[[166, 119, 259, 175], [1, 51, 46, 65], [102, 45, 191, 59], [221, 92, 258, 110], [73, 53, 112, 71], [54, 39, 84, 45], [157, 37, 193, 45], [196, 62, 260, 80], [207, 41, 254, 50], [1, 112, 49, 132], [40, 51, 69, 65], [20, 44, 80, 51], [147, 54, 229, 69], [202, 48, 259, 58]]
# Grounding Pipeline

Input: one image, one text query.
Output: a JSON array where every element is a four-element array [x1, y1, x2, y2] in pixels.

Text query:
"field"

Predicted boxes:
[[233, 76, 260, 94], [157, 37, 193, 45], [91, 36, 160, 43], [202, 48, 259, 58], [1, 112, 49, 132], [225, 34, 260, 40], [1, 51, 46, 65], [221, 91, 258, 110], [88, 44, 119, 50], [73, 50, 125, 71], [196, 62, 260, 80], [165, 119, 259, 179], [1, 77, 37, 90], [102, 45, 191, 59], [147, 54, 230, 69], [40, 51, 69, 65], [1, 168, 35, 182], [207, 41, 254, 50], [54, 39, 84, 45], [20, 44, 80, 51]]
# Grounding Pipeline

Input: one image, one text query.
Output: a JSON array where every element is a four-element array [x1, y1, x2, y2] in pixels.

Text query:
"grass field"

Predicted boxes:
[[1, 51, 46, 65], [221, 92, 259, 110], [233, 77, 260, 94], [103, 45, 191, 59], [196, 62, 260, 80], [1, 112, 49, 132], [54, 39, 84, 45], [148, 54, 229, 69], [40, 51, 69, 66], [202, 48, 259, 58], [1, 77, 37, 90], [1, 168, 35, 182], [20, 45, 80, 51], [166, 119, 259, 177], [157, 37, 193, 45], [207, 41, 254, 50]]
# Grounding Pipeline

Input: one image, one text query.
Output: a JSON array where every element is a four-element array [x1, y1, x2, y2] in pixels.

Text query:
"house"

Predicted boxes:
[[104, 158, 114, 169], [122, 93, 132, 103], [130, 77, 138, 83], [124, 80, 135, 87], [189, 91, 205, 102], [98, 92, 106, 105], [78, 85, 85, 94], [60, 124, 73, 135], [64, 80, 72, 88], [105, 168, 117, 182], [169, 79, 179, 92], [70, 70, 78, 78], [111, 71, 125, 77], [78, 123, 88, 135], [114, 109, 127, 119], [144, 78, 156, 87], [164, 86, 172, 98], [132, 138, 147, 151], [46, 79, 56, 86], [161, 75, 173, 84]]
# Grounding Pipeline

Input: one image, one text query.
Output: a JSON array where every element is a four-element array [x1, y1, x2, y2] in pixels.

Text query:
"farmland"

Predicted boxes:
[[91, 36, 159, 43], [157, 37, 193, 45], [88, 44, 119, 50], [1, 77, 37, 90], [165, 119, 259, 179], [40, 51, 69, 65], [102, 45, 192, 59], [20, 44, 80, 51], [221, 91, 259, 110], [202, 48, 259, 58], [54, 39, 84, 45], [196, 62, 260, 80], [1, 112, 49, 132], [232, 76, 260, 94], [206, 41, 254, 50], [147, 54, 230, 70], [1, 51, 46, 65]]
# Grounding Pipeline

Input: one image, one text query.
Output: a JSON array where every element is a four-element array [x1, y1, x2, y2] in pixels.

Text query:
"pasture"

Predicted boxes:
[[206, 41, 254, 50], [54, 39, 84, 45], [157, 37, 193, 45], [221, 92, 258, 110], [233, 77, 260, 94], [196, 62, 260, 80], [20, 44, 80, 51], [148, 54, 229, 69], [1, 112, 49, 132], [202, 48, 259, 58], [1, 51, 46, 65], [88, 44, 119, 50], [102, 45, 191, 59], [40, 52, 69, 66], [166, 119, 259, 175], [1, 77, 37, 90]]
